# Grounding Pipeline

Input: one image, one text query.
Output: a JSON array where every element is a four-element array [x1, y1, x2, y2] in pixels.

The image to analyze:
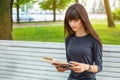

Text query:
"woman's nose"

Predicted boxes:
[[70, 21, 75, 25]]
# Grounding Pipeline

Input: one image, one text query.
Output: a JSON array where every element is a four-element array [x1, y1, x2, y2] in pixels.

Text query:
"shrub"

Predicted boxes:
[[112, 8, 120, 20]]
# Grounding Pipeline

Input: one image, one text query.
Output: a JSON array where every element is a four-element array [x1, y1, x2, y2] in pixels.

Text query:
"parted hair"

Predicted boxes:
[[64, 4, 102, 46]]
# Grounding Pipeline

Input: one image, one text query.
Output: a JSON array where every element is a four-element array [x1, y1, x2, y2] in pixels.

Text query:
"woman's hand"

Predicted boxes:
[[69, 61, 89, 73], [52, 63, 68, 72]]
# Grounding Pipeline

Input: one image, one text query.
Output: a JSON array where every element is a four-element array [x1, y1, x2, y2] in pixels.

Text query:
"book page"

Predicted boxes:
[[41, 57, 69, 64]]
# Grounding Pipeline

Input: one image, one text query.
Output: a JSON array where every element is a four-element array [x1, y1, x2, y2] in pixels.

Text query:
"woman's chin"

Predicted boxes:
[[72, 29, 77, 32]]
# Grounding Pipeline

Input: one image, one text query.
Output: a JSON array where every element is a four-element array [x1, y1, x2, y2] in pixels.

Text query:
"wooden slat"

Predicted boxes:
[[97, 72, 120, 78], [0, 40, 120, 51], [103, 57, 120, 63], [102, 67, 120, 73], [97, 76, 120, 80], [103, 52, 120, 57], [0, 40, 65, 49], [0, 46, 65, 53], [103, 45, 120, 52], [0, 71, 68, 80]]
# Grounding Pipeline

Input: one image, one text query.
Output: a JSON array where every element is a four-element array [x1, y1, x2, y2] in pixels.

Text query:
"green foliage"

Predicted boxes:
[[39, 0, 73, 11], [13, 0, 37, 7], [112, 8, 120, 20]]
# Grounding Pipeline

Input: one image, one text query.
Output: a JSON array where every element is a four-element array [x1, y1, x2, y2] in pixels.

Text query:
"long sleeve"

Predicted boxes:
[[65, 37, 71, 62], [93, 40, 103, 72]]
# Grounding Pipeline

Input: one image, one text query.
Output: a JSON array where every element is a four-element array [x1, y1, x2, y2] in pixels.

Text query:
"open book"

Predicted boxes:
[[41, 57, 71, 68], [42, 57, 68, 64]]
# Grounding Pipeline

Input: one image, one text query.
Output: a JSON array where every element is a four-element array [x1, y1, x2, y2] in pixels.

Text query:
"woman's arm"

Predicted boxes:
[[88, 65, 98, 73], [69, 61, 99, 73]]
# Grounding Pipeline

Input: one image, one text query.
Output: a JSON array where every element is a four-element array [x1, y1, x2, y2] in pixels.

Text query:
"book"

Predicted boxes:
[[41, 57, 68, 64], [41, 57, 71, 68]]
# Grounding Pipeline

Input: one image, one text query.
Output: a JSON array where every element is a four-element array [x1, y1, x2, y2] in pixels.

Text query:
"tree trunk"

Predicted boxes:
[[10, 0, 13, 22], [10, 0, 14, 30], [53, 0, 56, 22], [75, 0, 79, 3], [0, 0, 12, 40], [17, 0, 20, 23], [104, 0, 115, 27]]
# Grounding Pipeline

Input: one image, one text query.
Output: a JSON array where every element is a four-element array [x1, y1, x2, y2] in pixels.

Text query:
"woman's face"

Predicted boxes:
[[68, 19, 83, 32]]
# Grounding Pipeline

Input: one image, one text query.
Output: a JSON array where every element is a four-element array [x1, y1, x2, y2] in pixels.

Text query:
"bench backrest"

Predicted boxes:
[[0, 40, 120, 80]]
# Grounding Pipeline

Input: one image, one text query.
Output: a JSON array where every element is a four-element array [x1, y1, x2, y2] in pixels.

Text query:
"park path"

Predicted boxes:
[[13, 14, 120, 28]]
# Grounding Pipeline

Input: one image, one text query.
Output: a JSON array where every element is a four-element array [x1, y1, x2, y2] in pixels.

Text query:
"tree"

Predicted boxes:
[[10, 0, 14, 23], [14, 0, 36, 23], [75, 0, 79, 3], [15, 0, 33, 5], [104, 0, 115, 27], [0, 0, 12, 40], [39, 0, 72, 22], [16, 0, 20, 23]]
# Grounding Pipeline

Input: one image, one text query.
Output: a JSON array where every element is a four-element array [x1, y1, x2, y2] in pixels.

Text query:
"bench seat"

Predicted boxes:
[[0, 40, 120, 80]]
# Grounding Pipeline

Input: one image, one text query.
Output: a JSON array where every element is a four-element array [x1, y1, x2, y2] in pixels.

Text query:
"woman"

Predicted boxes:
[[53, 4, 102, 80]]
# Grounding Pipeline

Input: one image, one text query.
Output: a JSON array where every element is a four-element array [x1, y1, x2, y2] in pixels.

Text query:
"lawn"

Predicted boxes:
[[13, 25, 64, 42], [12, 22, 120, 45], [93, 24, 120, 45]]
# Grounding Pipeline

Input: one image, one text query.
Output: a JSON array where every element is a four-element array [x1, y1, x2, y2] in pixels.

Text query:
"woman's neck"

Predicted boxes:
[[75, 32, 87, 37], [75, 28, 87, 37]]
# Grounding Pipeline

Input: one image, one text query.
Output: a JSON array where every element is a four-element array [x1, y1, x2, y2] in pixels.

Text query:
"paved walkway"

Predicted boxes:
[[13, 21, 64, 28], [13, 14, 120, 28]]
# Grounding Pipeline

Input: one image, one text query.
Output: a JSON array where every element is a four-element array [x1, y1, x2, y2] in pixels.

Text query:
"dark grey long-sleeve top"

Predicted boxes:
[[65, 34, 102, 80]]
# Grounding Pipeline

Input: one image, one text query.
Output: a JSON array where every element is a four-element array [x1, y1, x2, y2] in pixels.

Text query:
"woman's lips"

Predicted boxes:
[[72, 27, 76, 29]]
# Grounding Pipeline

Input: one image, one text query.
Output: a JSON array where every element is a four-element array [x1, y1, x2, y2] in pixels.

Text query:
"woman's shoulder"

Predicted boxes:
[[65, 34, 74, 42], [87, 34, 95, 40], [88, 35, 102, 47], [87, 34, 100, 44], [66, 34, 74, 39]]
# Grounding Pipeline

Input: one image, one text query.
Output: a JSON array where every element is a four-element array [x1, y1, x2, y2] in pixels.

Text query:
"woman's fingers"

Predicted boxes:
[[69, 61, 81, 66], [68, 61, 85, 73], [69, 66, 81, 72], [52, 62, 59, 65]]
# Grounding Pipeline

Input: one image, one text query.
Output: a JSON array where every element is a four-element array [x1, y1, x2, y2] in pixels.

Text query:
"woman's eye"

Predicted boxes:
[[68, 19, 79, 22], [74, 19, 79, 22], [68, 20, 72, 22]]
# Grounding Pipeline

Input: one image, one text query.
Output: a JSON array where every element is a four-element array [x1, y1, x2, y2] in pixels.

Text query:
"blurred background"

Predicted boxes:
[[12, 0, 120, 22], [0, 0, 120, 45]]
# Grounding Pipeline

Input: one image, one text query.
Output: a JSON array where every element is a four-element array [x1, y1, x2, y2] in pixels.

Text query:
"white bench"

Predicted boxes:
[[0, 40, 120, 80]]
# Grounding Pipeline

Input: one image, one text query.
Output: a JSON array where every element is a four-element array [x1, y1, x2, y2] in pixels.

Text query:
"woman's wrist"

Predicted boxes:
[[86, 64, 89, 71], [87, 65, 92, 72]]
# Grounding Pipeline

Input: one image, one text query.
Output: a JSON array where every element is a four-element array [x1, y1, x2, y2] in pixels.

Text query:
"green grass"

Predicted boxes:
[[13, 23, 120, 45], [93, 24, 120, 45], [13, 26, 65, 42]]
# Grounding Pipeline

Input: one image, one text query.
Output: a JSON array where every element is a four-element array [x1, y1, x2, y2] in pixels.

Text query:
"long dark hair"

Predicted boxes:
[[64, 4, 102, 46]]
